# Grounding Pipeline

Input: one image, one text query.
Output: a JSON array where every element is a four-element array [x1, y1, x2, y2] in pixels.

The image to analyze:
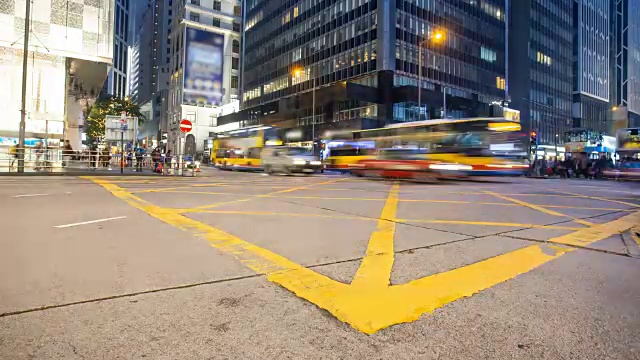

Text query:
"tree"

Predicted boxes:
[[83, 96, 145, 144]]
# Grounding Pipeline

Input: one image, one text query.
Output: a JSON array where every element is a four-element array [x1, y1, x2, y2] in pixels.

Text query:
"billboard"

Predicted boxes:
[[183, 28, 225, 107]]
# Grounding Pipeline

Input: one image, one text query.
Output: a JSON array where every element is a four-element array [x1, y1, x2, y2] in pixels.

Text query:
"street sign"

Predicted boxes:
[[179, 119, 193, 133]]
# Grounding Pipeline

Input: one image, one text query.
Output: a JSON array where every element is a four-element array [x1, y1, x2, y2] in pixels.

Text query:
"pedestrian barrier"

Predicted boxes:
[[0, 147, 197, 176]]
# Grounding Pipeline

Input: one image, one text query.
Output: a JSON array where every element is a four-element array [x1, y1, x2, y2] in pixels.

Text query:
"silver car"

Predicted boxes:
[[261, 146, 322, 175]]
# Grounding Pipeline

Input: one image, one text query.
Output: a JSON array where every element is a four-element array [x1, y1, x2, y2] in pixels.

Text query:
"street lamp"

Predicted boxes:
[[418, 29, 445, 120], [292, 67, 316, 153]]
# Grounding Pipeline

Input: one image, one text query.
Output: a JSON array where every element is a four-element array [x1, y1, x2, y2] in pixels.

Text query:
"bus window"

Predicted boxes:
[[215, 149, 228, 159], [248, 147, 262, 159], [330, 148, 360, 157]]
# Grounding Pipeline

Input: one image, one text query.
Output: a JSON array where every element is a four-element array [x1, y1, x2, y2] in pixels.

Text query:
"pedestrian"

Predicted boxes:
[[127, 151, 134, 168], [101, 147, 111, 168], [34, 141, 44, 171], [8, 143, 18, 169], [135, 147, 144, 172], [152, 148, 160, 172], [62, 140, 73, 167]]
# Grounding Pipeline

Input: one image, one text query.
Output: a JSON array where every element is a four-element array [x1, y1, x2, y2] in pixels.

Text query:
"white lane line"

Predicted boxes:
[[12, 193, 50, 198], [55, 216, 127, 229]]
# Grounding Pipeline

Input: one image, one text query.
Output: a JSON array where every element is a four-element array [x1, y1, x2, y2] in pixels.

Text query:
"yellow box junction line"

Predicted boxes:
[[484, 191, 596, 227], [85, 177, 640, 334], [549, 190, 640, 209], [351, 183, 399, 289]]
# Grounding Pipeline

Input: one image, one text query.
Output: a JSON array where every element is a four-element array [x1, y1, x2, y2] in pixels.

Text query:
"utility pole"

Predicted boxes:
[[17, 0, 32, 173]]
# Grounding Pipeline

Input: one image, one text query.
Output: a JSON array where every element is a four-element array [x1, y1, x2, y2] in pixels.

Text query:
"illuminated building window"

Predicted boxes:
[[243, 87, 261, 101], [536, 51, 551, 66], [293, 7, 299, 18], [481, 47, 497, 63], [496, 76, 506, 90]]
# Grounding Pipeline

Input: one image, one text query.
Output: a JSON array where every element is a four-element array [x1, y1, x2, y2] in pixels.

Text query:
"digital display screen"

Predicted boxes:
[[183, 28, 225, 106]]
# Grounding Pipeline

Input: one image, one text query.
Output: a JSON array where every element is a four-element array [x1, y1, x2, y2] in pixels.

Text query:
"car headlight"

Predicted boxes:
[[293, 159, 306, 165], [429, 163, 473, 171], [310, 160, 321, 165]]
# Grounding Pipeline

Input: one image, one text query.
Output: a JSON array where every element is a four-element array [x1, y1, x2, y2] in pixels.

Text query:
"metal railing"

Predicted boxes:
[[0, 147, 197, 176]]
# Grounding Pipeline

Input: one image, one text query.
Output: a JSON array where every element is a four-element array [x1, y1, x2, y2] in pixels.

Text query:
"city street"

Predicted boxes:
[[1, 172, 639, 359]]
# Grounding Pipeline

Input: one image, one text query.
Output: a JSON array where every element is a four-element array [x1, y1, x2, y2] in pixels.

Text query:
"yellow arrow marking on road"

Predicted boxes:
[[85, 177, 640, 334]]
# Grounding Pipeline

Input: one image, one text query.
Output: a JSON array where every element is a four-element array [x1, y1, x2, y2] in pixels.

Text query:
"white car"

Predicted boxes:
[[261, 147, 322, 175]]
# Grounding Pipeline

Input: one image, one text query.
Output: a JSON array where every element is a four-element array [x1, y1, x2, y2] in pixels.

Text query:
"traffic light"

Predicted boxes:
[[530, 131, 537, 145]]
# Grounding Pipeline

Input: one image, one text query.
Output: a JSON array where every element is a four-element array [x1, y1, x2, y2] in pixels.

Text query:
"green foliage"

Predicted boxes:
[[83, 96, 145, 143]]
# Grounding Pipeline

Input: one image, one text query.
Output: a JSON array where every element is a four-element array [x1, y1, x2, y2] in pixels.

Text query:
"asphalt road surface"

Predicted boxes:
[[1, 171, 639, 359]]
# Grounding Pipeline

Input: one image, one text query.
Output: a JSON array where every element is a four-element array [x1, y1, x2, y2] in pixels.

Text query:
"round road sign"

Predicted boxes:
[[179, 119, 193, 133]]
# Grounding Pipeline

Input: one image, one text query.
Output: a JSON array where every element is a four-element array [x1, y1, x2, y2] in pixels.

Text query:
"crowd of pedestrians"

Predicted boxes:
[[530, 153, 620, 179]]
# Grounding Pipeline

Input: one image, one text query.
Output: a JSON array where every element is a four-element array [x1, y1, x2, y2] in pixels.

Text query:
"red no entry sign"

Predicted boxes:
[[179, 119, 193, 133]]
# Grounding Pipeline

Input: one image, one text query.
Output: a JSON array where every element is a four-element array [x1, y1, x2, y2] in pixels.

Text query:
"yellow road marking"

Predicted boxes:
[[548, 190, 640, 208], [351, 183, 399, 289], [180, 209, 584, 230], [86, 176, 639, 334], [193, 178, 349, 211], [135, 190, 634, 213], [399, 219, 583, 230], [549, 213, 640, 248], [183, 209, 371, 220], [451, 191, 640, 201], [484, 191, 595, 227], [134, 187, 188, 193]]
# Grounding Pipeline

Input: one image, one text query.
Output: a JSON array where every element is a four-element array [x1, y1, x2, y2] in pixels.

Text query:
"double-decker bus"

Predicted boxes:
[[349, 118, 528, 176], [211, 126, 281, 171]]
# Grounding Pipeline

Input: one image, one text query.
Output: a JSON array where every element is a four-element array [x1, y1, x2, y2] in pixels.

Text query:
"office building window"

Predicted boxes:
[[212, 17, 220, 27], [231, 76, 239, 89], [233, 22, 240, 32], [232, 57, 239, 70], [234, 6, 241, 16], [190, 0, 199, 5], [213, 1, 221, 11], [537, 51, 552, 66], [189, 13, 199, 22], [481, 47, 497, 63], [232, 40, 240, 54]]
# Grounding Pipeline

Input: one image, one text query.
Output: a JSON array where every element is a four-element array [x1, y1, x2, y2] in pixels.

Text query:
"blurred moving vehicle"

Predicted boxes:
[[211, 126, 278, 171], [350, 148, 469, 181], [261, 146, 322, 175], [348, 118, 528, 177], [606, 128, 640, 180], [603, 160, 640, 180], [324, 146, 375, 172]]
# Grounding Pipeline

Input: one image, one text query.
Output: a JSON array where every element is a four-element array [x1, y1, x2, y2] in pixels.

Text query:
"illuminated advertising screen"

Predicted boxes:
[[183, 28, 225, 106]]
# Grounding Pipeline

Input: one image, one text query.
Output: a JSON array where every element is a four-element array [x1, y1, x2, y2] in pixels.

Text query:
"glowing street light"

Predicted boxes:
[[418, 29, 446, 119], [292, 67, 317, 152]]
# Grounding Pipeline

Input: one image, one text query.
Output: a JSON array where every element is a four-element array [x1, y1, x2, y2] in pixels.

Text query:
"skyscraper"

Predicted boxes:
[[166, 0, 242, 155], [221, 0, 507, 140], [572, 0, 611, 133], [107, 0, 130, 98], [509, 0, 573, 147], [613, 0, 640, 127]]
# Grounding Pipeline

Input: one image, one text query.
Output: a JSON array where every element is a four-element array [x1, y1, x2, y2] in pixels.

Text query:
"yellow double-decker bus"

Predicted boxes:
[[336, 118, 528, 176], [211, 126, 282, 171]]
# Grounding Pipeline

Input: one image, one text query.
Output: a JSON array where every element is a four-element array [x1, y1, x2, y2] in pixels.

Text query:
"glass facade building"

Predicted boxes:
[[0, 0, 114, 149], [571, 0, 611, 133], [108, 0, 131, 98], [614, 0, 640, 126], [509, 0, 573, 146], [227, 0, 507, 138]]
